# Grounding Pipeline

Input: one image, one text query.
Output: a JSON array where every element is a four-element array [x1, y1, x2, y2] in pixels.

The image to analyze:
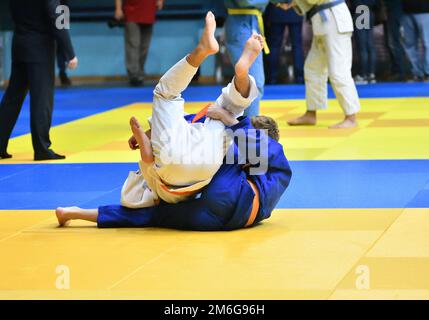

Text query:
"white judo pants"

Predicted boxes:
[[150, 56, 258, 187], [305, 10, 361, 116]]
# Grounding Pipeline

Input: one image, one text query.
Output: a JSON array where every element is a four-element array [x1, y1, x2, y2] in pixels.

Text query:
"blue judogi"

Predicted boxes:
[[98, 116, 292, 231]]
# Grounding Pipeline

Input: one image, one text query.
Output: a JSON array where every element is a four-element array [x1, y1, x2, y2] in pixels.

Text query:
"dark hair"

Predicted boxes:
[[251, 116, 280, 141]]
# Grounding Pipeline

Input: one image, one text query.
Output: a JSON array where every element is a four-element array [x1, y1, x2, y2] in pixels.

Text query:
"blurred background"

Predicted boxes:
[[0, 0, 425, 87]]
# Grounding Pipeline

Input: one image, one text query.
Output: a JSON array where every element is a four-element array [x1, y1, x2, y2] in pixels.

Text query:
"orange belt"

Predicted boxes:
[[245, 179, 260, 227], [192, 104, 211, 123]]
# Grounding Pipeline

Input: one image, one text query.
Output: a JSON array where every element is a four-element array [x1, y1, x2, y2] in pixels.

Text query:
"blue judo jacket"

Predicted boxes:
[[97, 116, 292, 231]]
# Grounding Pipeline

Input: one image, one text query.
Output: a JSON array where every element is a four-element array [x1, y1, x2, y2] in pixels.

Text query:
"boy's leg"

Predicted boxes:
[[288, 36, 328, 126], [56, 207, 98, 226], [153, 11, 218, 101], [150, 12, 219, 170], [213, 34, 263, 117], [147, 12, 228, 186]]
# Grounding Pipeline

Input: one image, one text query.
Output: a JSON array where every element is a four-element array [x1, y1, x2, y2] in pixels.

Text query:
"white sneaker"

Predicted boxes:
[[354, 75, 368, 85], [368, 73, 377, 84]]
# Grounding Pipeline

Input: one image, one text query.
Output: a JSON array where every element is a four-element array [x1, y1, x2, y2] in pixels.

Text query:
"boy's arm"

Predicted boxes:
[[206, 105, 238, 126]]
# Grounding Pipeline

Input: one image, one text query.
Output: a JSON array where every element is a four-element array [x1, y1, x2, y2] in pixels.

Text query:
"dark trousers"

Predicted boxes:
[[0, 60, 55, 156], [265, 22, 304, 84], [125, 22, 153, 82], [354, 13, 376, 76], [384, 0, 406, 77], [57, 44, 67, 75]]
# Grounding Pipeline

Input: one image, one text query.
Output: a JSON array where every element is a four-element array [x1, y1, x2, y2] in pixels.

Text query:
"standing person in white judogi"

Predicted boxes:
[[279, 0, 361, 128]]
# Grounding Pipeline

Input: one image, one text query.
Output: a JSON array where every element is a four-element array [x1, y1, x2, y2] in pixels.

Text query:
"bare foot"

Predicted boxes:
[[187, 12, 219, 67], [129, 117, 145, 147], [130, 116, 154, 163], [329, 115, 358, 129], [197, 11, 219, 56], [287, 111, 317, 126], [235, 34, 264, 78], [55, 207, 79, 226], [199, 11, 219, 55]]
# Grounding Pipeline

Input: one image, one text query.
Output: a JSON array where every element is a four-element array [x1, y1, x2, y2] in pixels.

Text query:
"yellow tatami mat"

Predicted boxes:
[[1, 208, 428, 300], [2, 97, 429, 164]]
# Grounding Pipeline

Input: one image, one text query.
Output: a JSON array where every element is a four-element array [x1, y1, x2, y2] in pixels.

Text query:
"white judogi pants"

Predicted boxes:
[[305, 9, 361, 115], [150, 56, 258, 187]]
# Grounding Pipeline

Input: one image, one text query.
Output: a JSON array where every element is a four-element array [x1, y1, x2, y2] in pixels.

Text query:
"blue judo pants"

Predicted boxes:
[[98, 202, 226, 231]]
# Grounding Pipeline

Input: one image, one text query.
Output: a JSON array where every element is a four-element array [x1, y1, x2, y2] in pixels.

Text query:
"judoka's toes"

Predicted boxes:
[[329, 118, 358, 129], [287, 114, 317, 126], [235, 36, 263, 77], [205, 11, 216, 33], [199, 11, 219, 55], [130, 116, 141, 129]]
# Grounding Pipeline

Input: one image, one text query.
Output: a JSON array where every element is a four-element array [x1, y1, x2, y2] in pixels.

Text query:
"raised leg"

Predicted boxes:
[[234, 34, 264, 99], [186, 11, 219, 68], [211, 34, 262, 117], [288, 36, 328, 126]]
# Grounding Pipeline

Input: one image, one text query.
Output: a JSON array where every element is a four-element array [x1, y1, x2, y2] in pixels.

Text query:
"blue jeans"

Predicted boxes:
[[354, 25, 376, 76], [225, 15, 264, 117], [402, 13, 429, 77]]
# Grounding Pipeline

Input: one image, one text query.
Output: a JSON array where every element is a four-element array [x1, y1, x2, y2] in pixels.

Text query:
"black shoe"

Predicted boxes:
[[34, 151, 66, 161], [59, 72, 72, 87], [388, 73, 406, 82], [129, 79, 144, 87], [408, 75, 425, 83], [0, 152, 12, 160]]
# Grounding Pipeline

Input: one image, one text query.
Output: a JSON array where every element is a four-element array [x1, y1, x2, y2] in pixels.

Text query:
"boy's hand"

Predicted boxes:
[[128, 135, 139, 150], [206, 105, 238, 126], [276, 1, 296, 11]]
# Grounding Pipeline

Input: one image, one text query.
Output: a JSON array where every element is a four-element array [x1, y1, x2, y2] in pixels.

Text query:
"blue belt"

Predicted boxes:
[[306, 0, 345, 22]]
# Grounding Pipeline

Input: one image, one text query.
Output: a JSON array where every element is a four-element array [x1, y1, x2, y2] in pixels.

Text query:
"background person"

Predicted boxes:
[[114, 0, 164, 87], [283, 0, 361, 129], [264, 2, 304, 84], [351, 0, 379, 85], [401, 0, 429, 82], [0, 0, 77, 161], [383, 0, 406, 81], [223, 0, 289, 117]]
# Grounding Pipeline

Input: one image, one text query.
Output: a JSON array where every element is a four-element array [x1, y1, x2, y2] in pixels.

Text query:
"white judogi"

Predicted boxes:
[[294, 0, 361, 115], [139, 56, 258, 204]]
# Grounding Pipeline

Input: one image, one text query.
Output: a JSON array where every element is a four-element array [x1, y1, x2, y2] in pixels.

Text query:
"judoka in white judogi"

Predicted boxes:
[[284, 0, 361, 128]]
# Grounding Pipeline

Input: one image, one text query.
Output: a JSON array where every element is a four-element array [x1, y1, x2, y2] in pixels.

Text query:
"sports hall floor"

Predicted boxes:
[[0, 82, 428, 299]]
